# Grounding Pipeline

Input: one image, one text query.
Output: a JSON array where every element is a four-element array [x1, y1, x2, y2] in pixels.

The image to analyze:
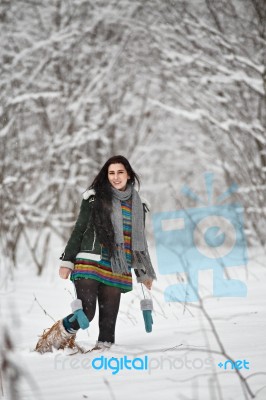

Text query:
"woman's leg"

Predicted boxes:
[[63, 278, 99, 332], [97, 283, 121, 344]]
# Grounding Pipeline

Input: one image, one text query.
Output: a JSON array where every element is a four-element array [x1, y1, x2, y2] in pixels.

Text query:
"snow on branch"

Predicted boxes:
[[8, 92, 60, 105]]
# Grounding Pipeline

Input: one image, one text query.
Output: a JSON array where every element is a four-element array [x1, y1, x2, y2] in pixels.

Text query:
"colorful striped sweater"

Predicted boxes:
[[70, 198, 133, 293]]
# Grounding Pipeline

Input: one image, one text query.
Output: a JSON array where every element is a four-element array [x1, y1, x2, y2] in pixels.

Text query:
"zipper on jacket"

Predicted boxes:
[[82, 226, 98, 252], [91, 229, 96, 251]]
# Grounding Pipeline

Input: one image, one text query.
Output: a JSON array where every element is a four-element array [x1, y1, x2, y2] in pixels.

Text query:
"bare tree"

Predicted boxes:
[[1, 0, 265, 281]]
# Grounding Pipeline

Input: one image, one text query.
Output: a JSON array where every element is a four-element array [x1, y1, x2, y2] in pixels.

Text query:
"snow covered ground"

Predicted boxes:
[[1, 247, 266, 400]]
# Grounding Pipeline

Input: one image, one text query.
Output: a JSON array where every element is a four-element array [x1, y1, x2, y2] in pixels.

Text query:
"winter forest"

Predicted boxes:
[[1, 0, 266, 399]]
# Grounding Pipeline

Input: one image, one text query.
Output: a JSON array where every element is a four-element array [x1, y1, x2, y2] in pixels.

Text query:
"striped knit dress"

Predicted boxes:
[[70, 198, 133, 293]]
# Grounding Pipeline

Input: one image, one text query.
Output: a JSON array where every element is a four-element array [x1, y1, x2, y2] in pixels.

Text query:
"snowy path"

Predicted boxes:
[[1, 249, 266, 400]]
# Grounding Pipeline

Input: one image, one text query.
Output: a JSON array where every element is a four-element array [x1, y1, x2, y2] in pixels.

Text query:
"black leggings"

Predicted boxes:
[[65, 279, 121, 344]]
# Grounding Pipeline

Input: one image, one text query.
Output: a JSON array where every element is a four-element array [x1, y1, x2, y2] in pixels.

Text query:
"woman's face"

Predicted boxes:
[[108, 163, 130, 191]]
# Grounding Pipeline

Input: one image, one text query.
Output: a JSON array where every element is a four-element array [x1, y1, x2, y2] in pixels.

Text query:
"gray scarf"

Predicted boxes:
[[110, 184, 156, 280]]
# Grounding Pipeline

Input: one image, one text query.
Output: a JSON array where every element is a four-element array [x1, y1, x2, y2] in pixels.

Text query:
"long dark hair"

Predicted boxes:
[[89, 155, 140, 255]]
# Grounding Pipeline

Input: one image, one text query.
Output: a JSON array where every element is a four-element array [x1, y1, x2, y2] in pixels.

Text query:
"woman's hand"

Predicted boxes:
[[142, 278, 153, 290], [59, 267, 72, 279]]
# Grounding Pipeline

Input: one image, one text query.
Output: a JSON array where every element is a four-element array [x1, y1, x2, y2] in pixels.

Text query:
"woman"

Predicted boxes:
[[35, 155, 157, 354]]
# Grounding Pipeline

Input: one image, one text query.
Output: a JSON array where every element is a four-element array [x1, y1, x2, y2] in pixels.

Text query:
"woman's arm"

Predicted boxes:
[[133, 199, 155, 289], [60, 198, 92, 268]]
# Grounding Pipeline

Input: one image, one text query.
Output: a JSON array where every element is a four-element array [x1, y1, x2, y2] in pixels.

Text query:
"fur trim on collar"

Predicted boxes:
[[82, 189, 150, 209], [83, 189, 95, 200], [140, 197, 151, 210]]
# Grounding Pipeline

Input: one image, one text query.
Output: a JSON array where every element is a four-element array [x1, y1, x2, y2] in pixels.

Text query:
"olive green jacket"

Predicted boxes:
[[60, 189, 152, 283]]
